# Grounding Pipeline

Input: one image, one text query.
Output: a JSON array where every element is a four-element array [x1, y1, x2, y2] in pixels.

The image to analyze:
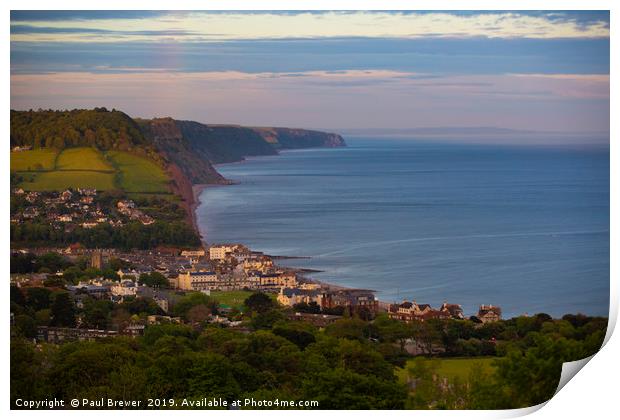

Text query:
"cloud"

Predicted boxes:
[[10, 70, 609, 132], [10, 11, 610, 43], [10, 37, 610, 76]]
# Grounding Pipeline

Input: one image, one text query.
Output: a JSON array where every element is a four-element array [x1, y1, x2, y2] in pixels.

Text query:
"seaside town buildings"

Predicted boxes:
[[12, 233, 503, 344], [477, 305, 502, 323], [10, 189, 156, 229], [388, 300, 474, 322]]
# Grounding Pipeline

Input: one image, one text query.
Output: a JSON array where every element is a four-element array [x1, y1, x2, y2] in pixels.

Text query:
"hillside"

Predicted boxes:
[[10, 147, 170, 194], [253, 127, 346, 149], [178, 121, 278, 164], [11, 109, 346, 226], [136, 118, 227, 185], [10, 108, 148, 151]]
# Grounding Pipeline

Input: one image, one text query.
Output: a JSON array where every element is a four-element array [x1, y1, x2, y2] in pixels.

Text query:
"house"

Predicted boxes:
[[110, 280, 139, 297], [67, 282, 111, 299], [139, 214, 155, 225], [147, 315, 182, 325], [117, 200, 136, 212], [277, 287, 322, 307], [25, 191, 39, 203], [258, 272, 298, 290], [116, 268, 141, 279], [287, 312, 342, 327], [12, 145, 32, 152], [37, 326, 117, 343], [181, 249, 206, 258], [440, 302, 464, 319], [22, 207, 39, 219], [477, 305, 502, 323], [389, 300, 463, 322], [60, 190, 73, 202], [242, 256, 274, 273], [78, 188, 97, 196], [321, 289, 379, 316], [209, 244, 239, 260], [123, 323, 145, 337], [176, 271, 218, 291]]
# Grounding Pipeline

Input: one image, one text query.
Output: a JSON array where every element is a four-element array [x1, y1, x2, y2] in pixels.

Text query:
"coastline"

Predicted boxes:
[[189, 148, 372, 300]]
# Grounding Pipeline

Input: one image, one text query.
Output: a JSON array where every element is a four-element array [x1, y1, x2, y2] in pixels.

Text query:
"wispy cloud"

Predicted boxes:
[[10, 70, 609, 131], [11, 11, 610, 43]]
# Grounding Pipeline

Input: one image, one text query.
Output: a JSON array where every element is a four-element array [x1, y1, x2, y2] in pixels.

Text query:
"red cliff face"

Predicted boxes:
[[166, 162, 202, 230], [137, 118, 229, 185], [252, 127, 347, 149]]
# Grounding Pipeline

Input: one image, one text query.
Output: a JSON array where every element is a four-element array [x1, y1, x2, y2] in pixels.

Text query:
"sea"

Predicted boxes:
[[196, 138, 610, 318]]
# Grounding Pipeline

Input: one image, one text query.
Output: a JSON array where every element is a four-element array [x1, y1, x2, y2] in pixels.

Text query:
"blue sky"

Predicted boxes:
[[10, 11, 610, 134]]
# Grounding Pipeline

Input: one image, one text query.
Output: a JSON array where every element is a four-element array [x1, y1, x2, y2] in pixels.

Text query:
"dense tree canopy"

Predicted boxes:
[[10, 108, 147, 151]]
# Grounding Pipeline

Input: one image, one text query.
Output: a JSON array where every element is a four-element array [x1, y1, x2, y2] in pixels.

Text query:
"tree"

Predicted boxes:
[[302, 368, 407, 409], [50, 292, 76, 327], [25, 287, 52, 311], [82, 298, 113, 329], [174, 293, 218, 319], [292, 301, 321, 314], [250, 309, 284, 330], [244, 292, 275, 314], [14, 314, 37, 338], [188, 353, 241, 401], [272, 322, 316, 350], [10, 285, 26, 306], [139, 271, 169, 288], [187, 304, 210, 326], [325, 317, 368, 341], [494, 333, 586, 407]]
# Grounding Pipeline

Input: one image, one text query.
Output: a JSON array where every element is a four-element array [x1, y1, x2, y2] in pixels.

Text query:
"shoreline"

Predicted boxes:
[[191, 184, 208, 244], [189, 154, 367, 297]]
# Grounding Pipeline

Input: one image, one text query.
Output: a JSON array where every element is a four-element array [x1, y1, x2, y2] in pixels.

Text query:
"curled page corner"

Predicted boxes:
[[554, 355, 595, 396]]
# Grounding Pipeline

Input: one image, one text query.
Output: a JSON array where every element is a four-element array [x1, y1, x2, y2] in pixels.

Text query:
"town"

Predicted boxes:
[[11, 188, 153, 229], [11, 234, 504, 344]]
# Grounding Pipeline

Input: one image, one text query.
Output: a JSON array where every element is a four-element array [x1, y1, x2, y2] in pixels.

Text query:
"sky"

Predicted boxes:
[[10, 11, 610, 135]]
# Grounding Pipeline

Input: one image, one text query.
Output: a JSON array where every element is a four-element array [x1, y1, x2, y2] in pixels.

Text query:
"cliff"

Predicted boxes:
[[136, 118, 229, 185], [137, 118, 346, 185], [252, 127, 346, 149], [11, 109, 346, 185], [177, 121, 278, 164], [11, 108, 346, 232]]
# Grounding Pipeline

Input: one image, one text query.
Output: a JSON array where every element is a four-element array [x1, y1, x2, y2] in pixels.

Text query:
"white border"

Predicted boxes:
[[2, 2, 616, 419]]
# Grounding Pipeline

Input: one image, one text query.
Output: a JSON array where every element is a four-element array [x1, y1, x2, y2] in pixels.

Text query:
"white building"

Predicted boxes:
[[177, 271, 218, 291], [277, 288, 321, 307], [110, 280, 138, 297], [181, 249, 206, 258], [209, 244, 238, 261]]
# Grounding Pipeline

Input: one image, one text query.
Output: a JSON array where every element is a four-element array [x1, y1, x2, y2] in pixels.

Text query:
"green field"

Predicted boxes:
[[11, 147, 171, 193], [106, 151, 169, 193], [56, 147, 114, 171], [10, 149, 58, 171], [397, 357, 499, 383], [18, 171, 116, 191], [211, 291, 255, 310], [211, 291, 277, 311]]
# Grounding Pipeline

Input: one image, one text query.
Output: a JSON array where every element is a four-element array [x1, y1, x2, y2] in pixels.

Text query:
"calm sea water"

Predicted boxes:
[[196, 138, 609, 318]]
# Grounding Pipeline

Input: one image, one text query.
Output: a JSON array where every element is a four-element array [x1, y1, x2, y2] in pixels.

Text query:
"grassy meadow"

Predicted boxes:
[[18, 171, 116, 191], [11, 147, 170, 194], [397, 357, 499, 384], [106, 151, 169, 193], [211, 290, 255, 310], [10, 149, 58, 171], [56, 147, 114, 171]]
